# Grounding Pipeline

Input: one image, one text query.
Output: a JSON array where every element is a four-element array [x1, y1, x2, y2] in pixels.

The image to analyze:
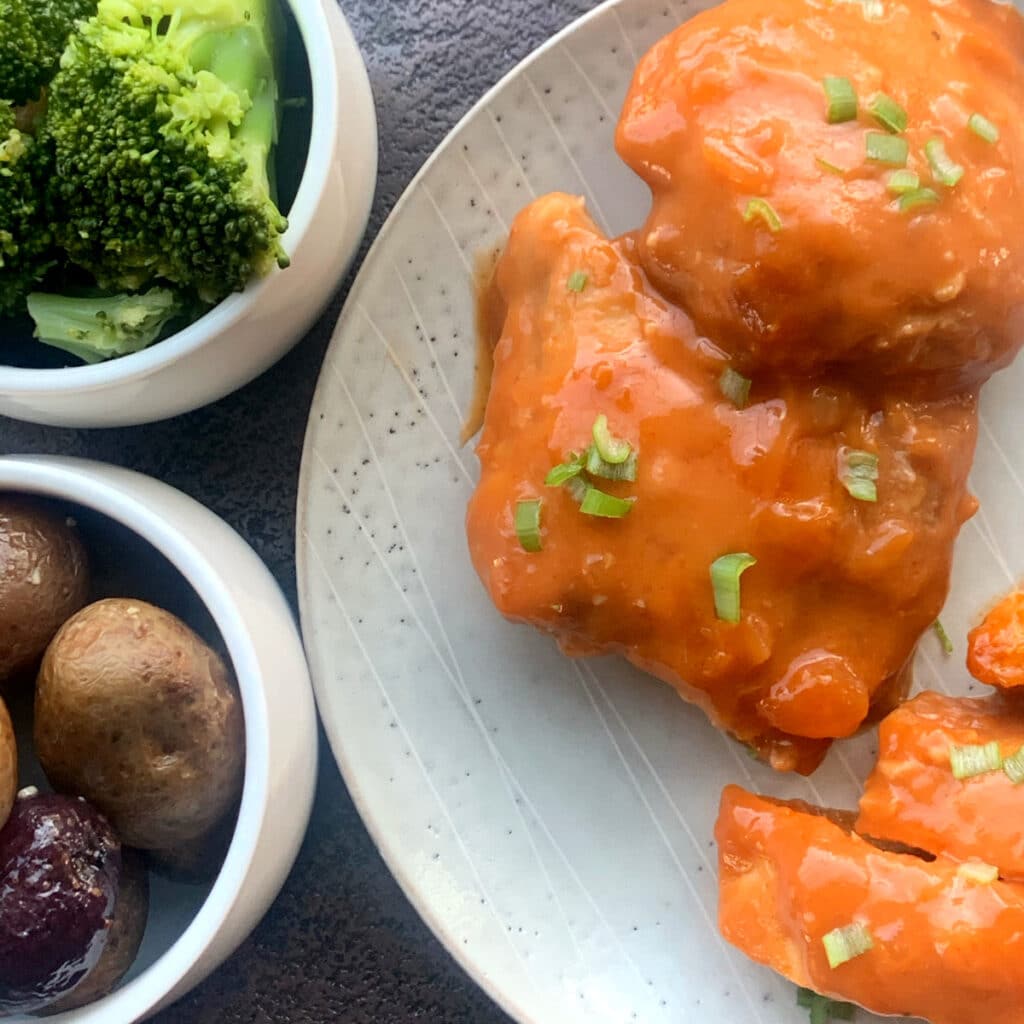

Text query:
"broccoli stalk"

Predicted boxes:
[[44, 0, 290, 303], [26, 288, 183, 363]]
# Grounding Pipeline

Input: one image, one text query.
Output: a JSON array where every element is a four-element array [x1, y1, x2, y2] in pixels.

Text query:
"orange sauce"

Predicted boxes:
[[718, 786, 1024, 1024]]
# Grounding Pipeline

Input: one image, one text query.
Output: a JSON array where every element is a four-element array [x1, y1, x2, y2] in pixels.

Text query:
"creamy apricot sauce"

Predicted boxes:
[[717, 786, 1024, 1024], [857, 691, 1024, 878], [467, 194, 976, 772], [618, 0, 1024, 383]]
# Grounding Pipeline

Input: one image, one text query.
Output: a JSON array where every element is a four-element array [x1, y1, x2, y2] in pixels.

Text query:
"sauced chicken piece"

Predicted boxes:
[[717, 785, 1024, 1024], [616, 0, 1024, 383], [466, 194, 977, 773], [968, 589, 1024, 691], [857, 691, 1024, 878]]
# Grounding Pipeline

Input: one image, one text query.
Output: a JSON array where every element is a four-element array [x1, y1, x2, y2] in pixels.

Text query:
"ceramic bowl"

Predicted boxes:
[[0, 454, 318, 1023], [0, 0, 378, 428]]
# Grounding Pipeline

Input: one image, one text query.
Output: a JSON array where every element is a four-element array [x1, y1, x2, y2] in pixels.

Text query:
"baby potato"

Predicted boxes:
[[0, 699, 14, 830], [0, 496, 89, 685], [34, 598, 245, 850]]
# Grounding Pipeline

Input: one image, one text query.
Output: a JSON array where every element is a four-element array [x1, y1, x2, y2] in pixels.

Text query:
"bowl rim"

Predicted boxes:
[[0, 455, 275, 1023], [0, 0, 337, 395]]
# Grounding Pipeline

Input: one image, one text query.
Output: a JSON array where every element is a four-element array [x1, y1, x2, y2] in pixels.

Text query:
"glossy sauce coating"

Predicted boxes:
[[857, 690, 1024, 876], [717, 785, 1024, 1024], [968, 589, 1024, 689], [617, 0, 1024, 383], [467, 194, 977, 772]]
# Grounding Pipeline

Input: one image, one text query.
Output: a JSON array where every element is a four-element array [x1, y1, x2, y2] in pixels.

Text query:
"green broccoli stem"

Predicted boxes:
[[26, 288, 183, 363]]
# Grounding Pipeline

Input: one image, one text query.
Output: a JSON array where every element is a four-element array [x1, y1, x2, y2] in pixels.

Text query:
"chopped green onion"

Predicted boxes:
[[797, 989, 856, 1023], [868, 93, 908, 134], [933, 619, 954, 655], [839, 449, 879, 503], [719, 366, 752, 408], [887, 169, 920, 194], [950, 741, 1002, 780], [968, 112, 1000, 144], [710, 552, 757, 624], [592, 414, 632, 465], [816, 156, 849, 176], [898, 187, 940, 213], [822, 923, 874, 969], [580, 487, 634, 519], [545, 453, 586, 487], [564, 475, 589, 504], [585, 445, 638, 482], [743, 198, 783, 232], [514, 500, 543, 552], [957, 861, 999, 884], [866, 131, 908, 166], [925, 138, 964, 186], [567, 270, 589, 292], [1002, 745, 1024, 785], [823, 76, 858, 124]]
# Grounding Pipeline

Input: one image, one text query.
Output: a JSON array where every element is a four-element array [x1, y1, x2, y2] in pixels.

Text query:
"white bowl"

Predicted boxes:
[[0, 0, 378, 428], [0, 454, 319, 1023]]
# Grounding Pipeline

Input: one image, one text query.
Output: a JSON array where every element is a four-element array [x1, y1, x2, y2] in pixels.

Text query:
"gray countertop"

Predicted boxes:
[[1, 1, 595, 1020]]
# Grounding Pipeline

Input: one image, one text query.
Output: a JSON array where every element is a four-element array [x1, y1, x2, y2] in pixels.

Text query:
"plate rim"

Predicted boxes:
[[294, 0, 634, 1019]]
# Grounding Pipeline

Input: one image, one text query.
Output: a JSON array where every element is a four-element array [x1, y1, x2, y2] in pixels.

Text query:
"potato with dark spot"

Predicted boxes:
[[0, 791, 121, 1014], [41, 851, 150, 1014], [0, 496, 89, 685], [0, 698, 15, 830], [34, 598, 246, 850]]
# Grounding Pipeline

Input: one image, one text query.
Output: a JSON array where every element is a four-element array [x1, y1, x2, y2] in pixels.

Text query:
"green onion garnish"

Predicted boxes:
[[822, 923, 874, 969], [968, 113, 1000, 145], [592, 414, 631, 465], [710, 552, 757, 624], [898, 187, 940, 213], [823, 76, 858, 124], [950, 741, 1002, 780], [719, 366, 752, 408], [816, 156, 848, 176], [868, 93, 908, 134], [567, 270, 589, 293], [925, 138, 964, 186], [887, 169, 920, 195], [957, 862, 999, 884], [797, 989, 856, 1023], [514, 499, 543, 552], [1002, 745, 1024, 785], [743, 198, 782, 232], [866, 132, 908, 166], [933, 619, 954, 655], [839, 449, 879, 503], [565, 475, 588, 504], [580, 487, 634, 519], [545, 453, 585, 487], [585, 445, 638, 482]]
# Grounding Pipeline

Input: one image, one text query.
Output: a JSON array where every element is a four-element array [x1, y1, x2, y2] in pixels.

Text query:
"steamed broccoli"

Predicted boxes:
[[0, 0, 95, 104], [0, 101, 56, 316], [44, 0, 289, 304], [26, 287, 183, 362]]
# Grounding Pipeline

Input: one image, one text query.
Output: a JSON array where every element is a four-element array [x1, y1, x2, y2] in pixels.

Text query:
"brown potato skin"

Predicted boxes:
[[35, 598, 246, 850], [41, 851, 150, 1015], [0, 497, 89, 685], [0, 700, 14, 830]]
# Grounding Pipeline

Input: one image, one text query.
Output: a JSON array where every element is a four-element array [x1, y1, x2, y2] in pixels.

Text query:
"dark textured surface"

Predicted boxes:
[[0, 1, 595, 1021]]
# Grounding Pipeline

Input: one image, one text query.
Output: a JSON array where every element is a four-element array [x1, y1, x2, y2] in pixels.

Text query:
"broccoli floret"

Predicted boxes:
[[0, 101, 57, 316], [26, 287, 183, 362], [0, 0, 95, 104], [45, 0, 289, 304]]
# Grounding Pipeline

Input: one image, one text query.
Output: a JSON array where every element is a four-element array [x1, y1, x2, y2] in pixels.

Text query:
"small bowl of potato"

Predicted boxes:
[[0, 455, 318, 1022]]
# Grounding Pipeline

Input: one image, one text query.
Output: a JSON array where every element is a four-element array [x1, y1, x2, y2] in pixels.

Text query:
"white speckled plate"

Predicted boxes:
[[296, 1, 1024, 1021]]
